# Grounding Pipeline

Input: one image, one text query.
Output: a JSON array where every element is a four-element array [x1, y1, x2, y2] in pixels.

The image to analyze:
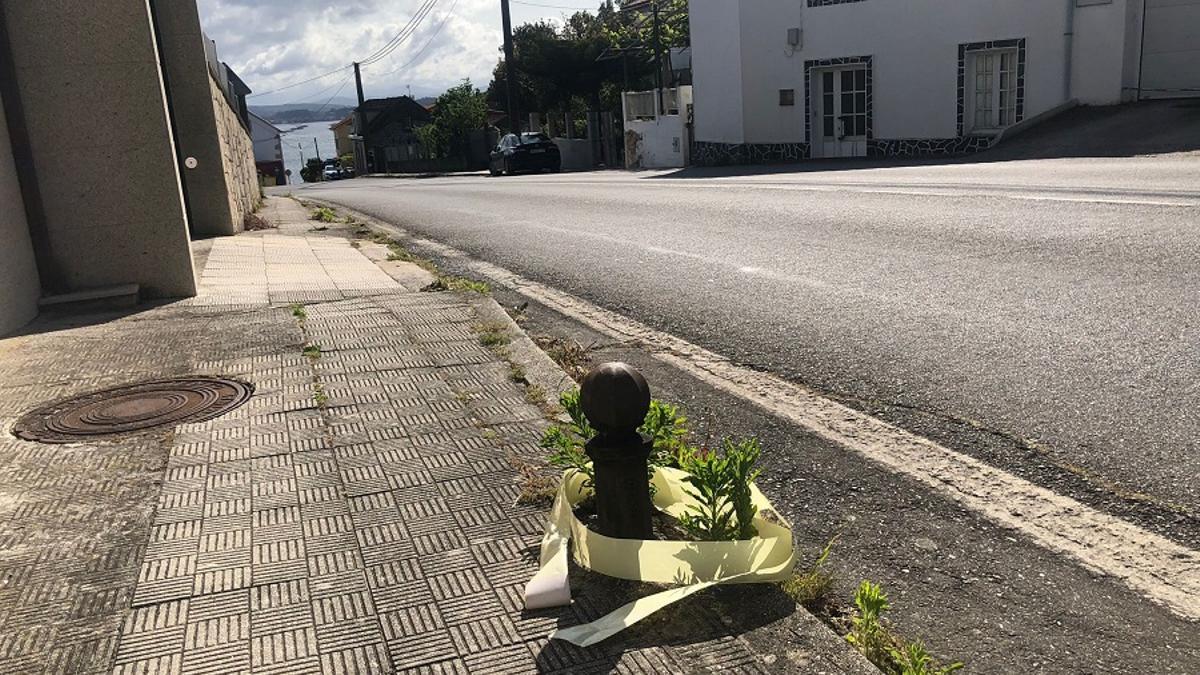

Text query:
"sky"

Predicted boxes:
[[195, 0, 604, 106]]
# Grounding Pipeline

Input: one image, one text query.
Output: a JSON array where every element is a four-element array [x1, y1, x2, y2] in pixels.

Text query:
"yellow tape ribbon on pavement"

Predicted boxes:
[[523, 466, 796, 647]]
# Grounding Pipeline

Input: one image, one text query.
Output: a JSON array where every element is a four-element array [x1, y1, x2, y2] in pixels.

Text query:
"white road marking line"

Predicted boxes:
[[337, 202, 1200, 622]]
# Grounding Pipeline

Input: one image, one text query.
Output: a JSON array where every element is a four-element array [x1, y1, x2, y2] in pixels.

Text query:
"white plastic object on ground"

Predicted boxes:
[[524, 466, 796, 647]]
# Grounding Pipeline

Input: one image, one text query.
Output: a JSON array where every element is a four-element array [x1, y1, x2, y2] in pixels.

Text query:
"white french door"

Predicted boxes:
[[967, 49, 1018, 133], [814, 67, 868, 158]]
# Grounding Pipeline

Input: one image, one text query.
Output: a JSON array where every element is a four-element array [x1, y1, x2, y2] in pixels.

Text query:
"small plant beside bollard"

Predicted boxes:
[[527, 362, 964, 670], [525, 361, 796, 647], [540, 366, 764, 543]]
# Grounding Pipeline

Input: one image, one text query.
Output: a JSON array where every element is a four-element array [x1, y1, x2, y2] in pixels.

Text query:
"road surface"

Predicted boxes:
[[298, 155, 1200, 521]]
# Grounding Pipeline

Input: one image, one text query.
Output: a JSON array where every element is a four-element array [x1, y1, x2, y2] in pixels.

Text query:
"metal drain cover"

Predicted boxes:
[[12, 377, 254, 443]]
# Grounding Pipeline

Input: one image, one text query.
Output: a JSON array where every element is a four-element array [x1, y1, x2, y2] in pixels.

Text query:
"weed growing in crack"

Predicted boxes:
[[843, 580, 964, 675], [523, 383, 548, 408], [507, 452, 560, 507], [847, 581, 892, 665], [302, 344, 322, 361], [533, 335, 592, 382], [290, 304, 307, 320], [779, 535, 839, 610], [508, 364, 527, 383], [310, 207, 337, 223], [474, 321, 511, 349], [312, 383, 329, 408], [423, 276, 490, 294], [890, 641, 964, 675]]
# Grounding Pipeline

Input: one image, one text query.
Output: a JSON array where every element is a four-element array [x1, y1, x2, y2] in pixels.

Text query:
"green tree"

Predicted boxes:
[[299, 157, 324, 182], [485, 0, 688, 121], [422, 79, 487, 161], [605, 0, 689, 52]]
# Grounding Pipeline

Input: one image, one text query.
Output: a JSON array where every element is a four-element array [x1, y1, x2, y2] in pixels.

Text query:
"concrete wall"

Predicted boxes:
[[692, 0, 1138, 146], [689, 0, 744, 144], [211, 73, 260, 230], [553, 138, 593, 170], [152, 0, 254, 236], [1072, 0, 1135, 105], [0, 90, 40, 335], [1, 1, 195, 298]]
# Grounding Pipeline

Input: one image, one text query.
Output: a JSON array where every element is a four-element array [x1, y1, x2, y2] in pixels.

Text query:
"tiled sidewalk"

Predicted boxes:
[[0, 198, 772, 674]]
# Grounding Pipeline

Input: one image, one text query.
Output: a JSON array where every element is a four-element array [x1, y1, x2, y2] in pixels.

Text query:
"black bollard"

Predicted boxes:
[[580, 362, 654, 540]]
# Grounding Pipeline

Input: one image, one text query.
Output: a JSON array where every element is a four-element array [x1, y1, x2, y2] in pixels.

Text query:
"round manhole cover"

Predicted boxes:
[[12, 377, 254, 443]]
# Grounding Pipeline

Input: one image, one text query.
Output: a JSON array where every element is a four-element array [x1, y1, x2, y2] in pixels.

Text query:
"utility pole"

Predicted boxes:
[[314, 137, 321, 161], [353, 62, 365, 107], [354, 61, 369, 173], [500, 0, 520, 134], [652, 1, 664, 116]]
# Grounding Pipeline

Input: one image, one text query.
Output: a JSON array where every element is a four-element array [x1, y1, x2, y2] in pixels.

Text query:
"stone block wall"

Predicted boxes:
[[209, 74, 259, 231]]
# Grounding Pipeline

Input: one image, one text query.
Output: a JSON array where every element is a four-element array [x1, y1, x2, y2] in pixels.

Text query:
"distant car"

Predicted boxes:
[[489, 133, 561, 176], [323, 165, 351, 181]]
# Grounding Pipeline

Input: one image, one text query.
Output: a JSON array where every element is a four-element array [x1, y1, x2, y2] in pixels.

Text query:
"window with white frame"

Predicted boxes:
[[968, 49, 1018, 132]]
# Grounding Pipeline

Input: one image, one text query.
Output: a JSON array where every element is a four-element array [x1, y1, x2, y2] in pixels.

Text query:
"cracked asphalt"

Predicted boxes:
[[290, 153, 1200, 671]]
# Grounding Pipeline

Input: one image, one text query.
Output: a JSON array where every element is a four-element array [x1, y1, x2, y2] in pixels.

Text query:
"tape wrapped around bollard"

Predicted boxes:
[[523, 465, 796, 647]]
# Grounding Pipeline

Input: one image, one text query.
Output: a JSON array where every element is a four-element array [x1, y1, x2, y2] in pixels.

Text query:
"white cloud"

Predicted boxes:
[[195, 0, 603, 104]]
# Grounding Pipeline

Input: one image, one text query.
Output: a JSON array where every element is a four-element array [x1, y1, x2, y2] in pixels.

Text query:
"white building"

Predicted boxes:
[[249, 111, 283, 165], [688, 0, 1200, 164], [249, 111, 285, 185]]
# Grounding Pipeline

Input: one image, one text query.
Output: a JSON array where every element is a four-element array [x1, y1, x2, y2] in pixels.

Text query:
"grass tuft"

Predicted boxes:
[[780, 535, 839, 610], [534, 336, 592, 382], [474, 321, 511, 349], [310, 206, 337, 223]]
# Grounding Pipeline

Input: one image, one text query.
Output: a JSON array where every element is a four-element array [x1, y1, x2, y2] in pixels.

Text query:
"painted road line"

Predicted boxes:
[[334, 202, 1200, 622]]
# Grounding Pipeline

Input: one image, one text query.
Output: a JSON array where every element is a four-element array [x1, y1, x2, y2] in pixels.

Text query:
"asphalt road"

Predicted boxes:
[[298, 155, 1200, 526]]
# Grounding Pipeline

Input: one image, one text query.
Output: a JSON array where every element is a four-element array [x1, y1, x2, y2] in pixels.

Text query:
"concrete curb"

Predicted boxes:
[[468, 295, 578, 409]]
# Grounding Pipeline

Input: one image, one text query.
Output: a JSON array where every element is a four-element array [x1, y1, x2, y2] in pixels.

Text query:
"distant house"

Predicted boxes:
[[354, 96, 432, 173], [249, 111, 285, 185], [331, 115, 354, 159]]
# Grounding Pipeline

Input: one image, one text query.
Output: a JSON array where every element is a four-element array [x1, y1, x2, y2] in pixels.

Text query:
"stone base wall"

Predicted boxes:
[[210, 75, 259, 232], [692, 136, 994, 166], [868, 136, 994, 157], [691, 141, 809, 166]]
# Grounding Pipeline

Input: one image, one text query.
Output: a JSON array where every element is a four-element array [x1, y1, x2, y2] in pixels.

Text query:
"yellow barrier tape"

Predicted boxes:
[[524, 466, 796, 647]]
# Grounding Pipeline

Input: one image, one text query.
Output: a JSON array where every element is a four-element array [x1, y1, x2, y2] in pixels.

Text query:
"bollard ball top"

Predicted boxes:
[[580, 362, 651, 436]]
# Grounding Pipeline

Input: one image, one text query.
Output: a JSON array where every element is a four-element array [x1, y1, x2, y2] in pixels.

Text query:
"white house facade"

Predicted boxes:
[[688, 0, 1200, 164], [249, 111, 283, 164]]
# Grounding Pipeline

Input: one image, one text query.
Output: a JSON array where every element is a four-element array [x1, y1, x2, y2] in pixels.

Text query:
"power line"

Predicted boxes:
[[369, 0, 460, 80], [248, 0, 441, 100], [358, 0, 438, 65], [311, 72, 355, 119], [361, 0, 442, 66], [248, 65, 352, 99], [510, 0, 599, 10]]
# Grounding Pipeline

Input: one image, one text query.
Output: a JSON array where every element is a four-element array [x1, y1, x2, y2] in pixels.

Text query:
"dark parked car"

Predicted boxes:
[[489, 132, 561, 176]]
